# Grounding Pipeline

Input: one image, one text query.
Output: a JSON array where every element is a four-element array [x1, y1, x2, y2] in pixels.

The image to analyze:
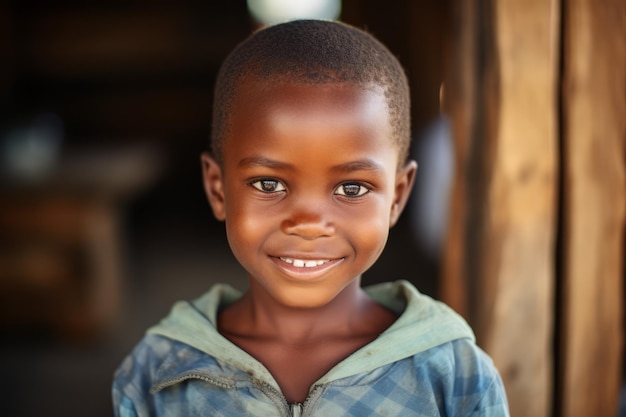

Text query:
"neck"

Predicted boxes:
[[233, 279, 373, 344]]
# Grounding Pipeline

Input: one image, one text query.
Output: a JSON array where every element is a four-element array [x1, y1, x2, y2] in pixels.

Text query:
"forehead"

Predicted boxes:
[[222, 78, 399, 173], [226, 78, 394, 144]]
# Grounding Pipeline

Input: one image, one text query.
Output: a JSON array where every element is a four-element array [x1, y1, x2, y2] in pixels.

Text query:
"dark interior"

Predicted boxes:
[[0, 1, 452, 416]]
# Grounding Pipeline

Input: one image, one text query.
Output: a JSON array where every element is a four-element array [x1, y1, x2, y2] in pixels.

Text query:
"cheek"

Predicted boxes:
[[225, 203, 264, 251], [225, 216, 262, 276], [343, 198, 392, 257], [223, 188, 280, 270], [362, 217, 390, 256]]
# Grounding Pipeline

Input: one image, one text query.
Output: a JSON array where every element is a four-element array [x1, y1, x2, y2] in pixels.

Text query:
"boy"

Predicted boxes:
[[113, 19, 509, 416]]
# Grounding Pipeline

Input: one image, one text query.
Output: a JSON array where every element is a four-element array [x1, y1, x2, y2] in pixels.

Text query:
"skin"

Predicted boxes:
[[201, 78, 417, 403]]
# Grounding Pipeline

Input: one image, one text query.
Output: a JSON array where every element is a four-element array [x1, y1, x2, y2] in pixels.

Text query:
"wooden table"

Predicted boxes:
[[0, 145, 162, 341]]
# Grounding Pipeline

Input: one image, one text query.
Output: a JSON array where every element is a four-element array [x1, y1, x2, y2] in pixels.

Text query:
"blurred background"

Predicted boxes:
[[0, 1, 623, 417], [0, 1, 452, 416]]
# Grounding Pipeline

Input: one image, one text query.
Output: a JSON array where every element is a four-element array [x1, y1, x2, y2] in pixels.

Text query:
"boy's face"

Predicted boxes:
[[202, 79, 415, 308]]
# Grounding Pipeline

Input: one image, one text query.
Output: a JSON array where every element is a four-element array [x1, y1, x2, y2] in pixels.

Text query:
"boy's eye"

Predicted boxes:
[[335, 183, 370, 197], [250, 179, 286, 193]]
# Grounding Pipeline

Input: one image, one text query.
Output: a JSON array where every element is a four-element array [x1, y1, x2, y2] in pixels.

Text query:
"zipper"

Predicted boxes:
[[254, 381, 292, 417], [255, 381, 325, 417], [150, 372, 235, 394], [299, 385, 324, 417], [290, 403, 303, 417], [152, 371, 325, 417]]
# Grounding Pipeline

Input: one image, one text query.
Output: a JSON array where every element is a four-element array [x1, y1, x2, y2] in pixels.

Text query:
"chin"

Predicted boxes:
[[271, 287, 340, 310]]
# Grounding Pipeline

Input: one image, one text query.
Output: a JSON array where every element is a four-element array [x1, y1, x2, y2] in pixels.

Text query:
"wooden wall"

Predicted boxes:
[[558, 0, 625, 415], [442, 0, 625, 416], [443, 1, 559, 415]]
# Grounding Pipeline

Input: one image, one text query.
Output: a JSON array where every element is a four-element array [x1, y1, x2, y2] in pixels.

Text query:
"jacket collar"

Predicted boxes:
[[148, 280, 474, 390]]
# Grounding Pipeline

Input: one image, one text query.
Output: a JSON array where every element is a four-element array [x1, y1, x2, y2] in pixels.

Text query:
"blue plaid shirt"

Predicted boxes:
[[113, 281, 509, 416]]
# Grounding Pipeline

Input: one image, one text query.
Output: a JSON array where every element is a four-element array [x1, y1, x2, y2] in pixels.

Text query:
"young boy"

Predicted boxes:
[[113, 20, 509, 416]]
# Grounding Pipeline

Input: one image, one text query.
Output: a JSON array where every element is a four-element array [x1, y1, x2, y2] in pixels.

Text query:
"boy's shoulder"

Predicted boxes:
[[113, 284, 246, 402], [113, 332, 254, 404], [409, 336, 503, 393], [113, 334, 216, 393], [308, 338, 508, 416]]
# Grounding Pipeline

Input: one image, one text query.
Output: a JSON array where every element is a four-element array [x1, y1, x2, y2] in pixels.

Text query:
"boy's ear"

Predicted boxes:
[[200, 153, 226, 221], [389, 160, 417, 227]]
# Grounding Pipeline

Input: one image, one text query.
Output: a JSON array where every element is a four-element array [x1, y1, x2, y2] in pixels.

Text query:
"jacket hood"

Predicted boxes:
[[148, 280, 474, 388]]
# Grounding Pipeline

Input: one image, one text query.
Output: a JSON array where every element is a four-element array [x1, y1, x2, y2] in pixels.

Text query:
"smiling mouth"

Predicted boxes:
[[279, 257, 330, 268], [272, 256, 344, 280]]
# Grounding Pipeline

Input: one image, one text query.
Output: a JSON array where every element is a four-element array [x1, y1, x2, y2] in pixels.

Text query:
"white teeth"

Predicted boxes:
[[280, 257, 329, 268]]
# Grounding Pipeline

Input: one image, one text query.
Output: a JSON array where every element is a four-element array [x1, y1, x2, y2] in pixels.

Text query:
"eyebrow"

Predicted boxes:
[[238, 156, 294, 170], [237, 156, 384, 173], [331, 159, 384, 173]]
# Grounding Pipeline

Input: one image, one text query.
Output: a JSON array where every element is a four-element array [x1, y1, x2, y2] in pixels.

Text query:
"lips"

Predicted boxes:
[[271, 255, 344, 280], [279, 257, 329, 268]]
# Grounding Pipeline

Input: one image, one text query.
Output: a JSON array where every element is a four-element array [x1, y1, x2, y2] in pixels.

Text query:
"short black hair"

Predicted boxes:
[[211, 19, 411, 164]]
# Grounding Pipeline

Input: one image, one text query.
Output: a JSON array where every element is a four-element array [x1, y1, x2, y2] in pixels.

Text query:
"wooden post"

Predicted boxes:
[[558, 0, 626, 415], [442, 1, 560, 416]]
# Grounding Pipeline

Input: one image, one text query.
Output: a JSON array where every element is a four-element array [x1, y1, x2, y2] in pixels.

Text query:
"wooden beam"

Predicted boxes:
[[441, 0, 475, 320], [442, 1, 560, 416], [558, 0, 626, 415]]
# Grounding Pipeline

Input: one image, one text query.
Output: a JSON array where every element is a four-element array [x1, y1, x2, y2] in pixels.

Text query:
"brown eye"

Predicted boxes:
[[335, 183, 369, 197], [251, 179, 286, 193]]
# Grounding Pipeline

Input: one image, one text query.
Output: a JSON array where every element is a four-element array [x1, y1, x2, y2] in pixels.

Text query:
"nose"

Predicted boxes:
[[281, 201, 335, 240]]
